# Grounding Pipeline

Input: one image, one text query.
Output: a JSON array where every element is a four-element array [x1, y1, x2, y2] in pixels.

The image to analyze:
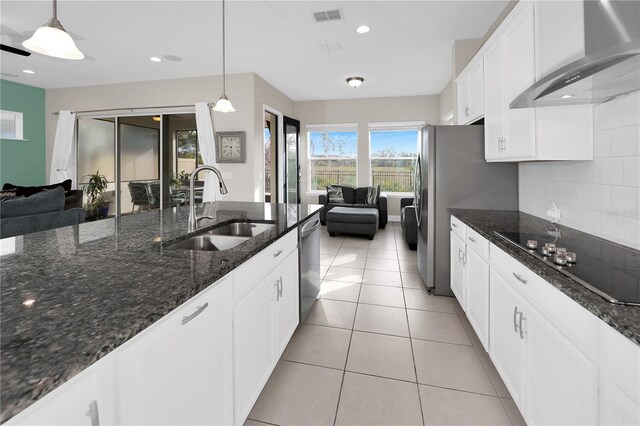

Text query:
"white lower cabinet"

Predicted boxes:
[[275, 250, 300, 358], [489, 270, 526, 406], [233, 271, 278, 424], [490, 267, 598, 425], [116, 275, 234, 425], [465, 247, 490, 351], [450, 231, 466, 308], [526, 309, 598, 426], [5, 364, 115, 426], [233, 238, 299, 424]]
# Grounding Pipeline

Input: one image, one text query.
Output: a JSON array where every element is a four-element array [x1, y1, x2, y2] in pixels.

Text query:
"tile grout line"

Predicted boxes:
[[396, 227, 427, 426], [332, 269, 364, 426]]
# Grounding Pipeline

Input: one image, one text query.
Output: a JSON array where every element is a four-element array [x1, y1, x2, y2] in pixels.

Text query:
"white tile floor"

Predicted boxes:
[[246, 223, 527, 426]]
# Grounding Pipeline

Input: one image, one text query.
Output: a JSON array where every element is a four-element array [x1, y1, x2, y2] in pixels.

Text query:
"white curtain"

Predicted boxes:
[[195, 102, 219, 203], [49, 111, 77, 187]]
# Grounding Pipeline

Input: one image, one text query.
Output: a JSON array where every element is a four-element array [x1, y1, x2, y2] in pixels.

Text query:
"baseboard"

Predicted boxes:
[[388, 215, 401, 222]]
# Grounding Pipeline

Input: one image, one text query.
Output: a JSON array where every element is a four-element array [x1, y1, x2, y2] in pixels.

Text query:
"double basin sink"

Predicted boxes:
[[168, 222, 276, 252]]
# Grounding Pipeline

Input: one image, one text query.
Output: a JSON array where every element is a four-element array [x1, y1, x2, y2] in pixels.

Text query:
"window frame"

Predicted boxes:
[[0, 109, 24, 140], [368, 121, 424, 195], [306, 124, 358, 193]]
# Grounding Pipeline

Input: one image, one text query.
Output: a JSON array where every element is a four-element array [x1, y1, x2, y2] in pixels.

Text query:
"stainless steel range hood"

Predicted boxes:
[[511, 0, 640, 109]]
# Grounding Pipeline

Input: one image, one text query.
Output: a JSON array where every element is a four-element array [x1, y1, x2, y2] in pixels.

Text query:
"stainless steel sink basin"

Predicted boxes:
[[168, 235, 249, 251], [208, 222, 276, 237]]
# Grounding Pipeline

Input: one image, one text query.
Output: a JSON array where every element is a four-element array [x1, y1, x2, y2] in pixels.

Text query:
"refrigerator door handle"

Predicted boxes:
[[414, 154, 422, 227]]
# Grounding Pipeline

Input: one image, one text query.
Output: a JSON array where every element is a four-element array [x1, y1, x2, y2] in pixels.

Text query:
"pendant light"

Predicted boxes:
[[22, 0, 84, 60], [213, 0, 235, 113]]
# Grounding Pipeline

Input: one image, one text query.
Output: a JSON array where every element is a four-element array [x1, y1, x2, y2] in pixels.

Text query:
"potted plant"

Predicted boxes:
[[82, 171, 108, 220]]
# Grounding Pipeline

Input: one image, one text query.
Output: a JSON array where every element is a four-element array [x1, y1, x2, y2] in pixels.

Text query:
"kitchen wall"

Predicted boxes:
[[519, 92, 640, 250], [438, 80, 453, 124], [294, 95, 440, 216], [253, 74, 295, 202], [0, 80, 46, 187]]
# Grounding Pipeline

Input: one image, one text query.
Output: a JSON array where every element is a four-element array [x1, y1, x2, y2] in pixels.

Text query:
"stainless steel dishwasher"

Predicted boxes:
[[299, 213, 321, 322]]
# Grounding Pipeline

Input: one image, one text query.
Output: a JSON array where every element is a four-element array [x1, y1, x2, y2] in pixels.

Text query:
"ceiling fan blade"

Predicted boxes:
[[0, 44, 31, 57]]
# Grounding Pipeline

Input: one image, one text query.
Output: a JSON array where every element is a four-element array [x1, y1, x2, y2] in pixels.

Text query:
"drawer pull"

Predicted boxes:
[[512, 272, 528, 285], [468, 236, 476, 243], [273, 249, 283, 258], [519, 314, 526, 340], [182, 302, 209, 325], [86, 400, 100, 426], [451, 223, 458, 228]]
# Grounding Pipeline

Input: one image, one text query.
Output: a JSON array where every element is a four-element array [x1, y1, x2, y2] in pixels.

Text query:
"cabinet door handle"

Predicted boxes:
[[278, 277, 283, 298], [512, 272, 528, 285], [458, 248, 463, 262], [86, 400, 100, 426], [513, 306, 519, 333], [273, 249, 283, 258], [468, 236, 476, 243], [519, 314, 526, 340], [463, 251, 467, 266], [182, 302, 209, 325]]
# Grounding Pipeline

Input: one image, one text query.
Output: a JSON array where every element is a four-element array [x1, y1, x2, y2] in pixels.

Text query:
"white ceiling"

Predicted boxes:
[[0, 0, 508, 101]]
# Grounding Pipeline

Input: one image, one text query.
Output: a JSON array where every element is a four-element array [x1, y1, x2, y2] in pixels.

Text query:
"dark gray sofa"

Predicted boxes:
[[0, 187, 85, 239], [319, 185, 387, 229], [400, 197, 417, 250]]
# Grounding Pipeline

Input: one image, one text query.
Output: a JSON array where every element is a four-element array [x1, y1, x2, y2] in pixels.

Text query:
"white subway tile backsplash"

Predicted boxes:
[[622, 92, 640, 126], [593, 130, 611, 157], [622, 217, 640, 250], [598, 97, 623, 130], [519, 93, 640, 250], [610, 125, 638, 156], [611, 186, 638, 218], [599, 157, 624, 185], [601, 213, 625, 242], [623, 156, 640, 187]]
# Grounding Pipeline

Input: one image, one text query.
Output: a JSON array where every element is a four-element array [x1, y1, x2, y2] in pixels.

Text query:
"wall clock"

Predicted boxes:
[[215, 131, 246, 163]]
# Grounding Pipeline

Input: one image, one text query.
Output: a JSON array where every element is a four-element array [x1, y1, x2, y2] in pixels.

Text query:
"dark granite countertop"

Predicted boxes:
[[449, 209, 640, 346], [0, 201, 322, 422]]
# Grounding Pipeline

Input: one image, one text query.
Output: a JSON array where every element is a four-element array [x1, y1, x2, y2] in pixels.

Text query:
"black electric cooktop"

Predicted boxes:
[[495, 230, 640, 306]]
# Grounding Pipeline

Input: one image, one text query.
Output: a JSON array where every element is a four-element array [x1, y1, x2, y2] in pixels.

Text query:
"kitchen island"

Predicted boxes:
[[0, 201, 322, 424]]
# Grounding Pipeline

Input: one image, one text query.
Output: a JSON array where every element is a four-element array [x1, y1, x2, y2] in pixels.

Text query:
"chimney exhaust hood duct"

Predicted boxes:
[[511, 0, 640, 109]]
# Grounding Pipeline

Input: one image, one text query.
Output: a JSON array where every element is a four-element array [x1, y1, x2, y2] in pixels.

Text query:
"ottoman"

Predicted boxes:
[[326, 207, 379, 240]]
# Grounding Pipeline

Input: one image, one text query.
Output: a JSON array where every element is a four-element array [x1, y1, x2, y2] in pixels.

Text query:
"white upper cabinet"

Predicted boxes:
[[465, 0, 594, 162], [503, 2, 537, 159], [484, 40, 506, 161], [457, 58, 484, 125]]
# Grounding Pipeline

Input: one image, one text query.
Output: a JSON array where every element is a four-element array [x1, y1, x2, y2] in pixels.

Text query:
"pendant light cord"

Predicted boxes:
[[222, 0, 226, 96], [53, 0, 58, 20]]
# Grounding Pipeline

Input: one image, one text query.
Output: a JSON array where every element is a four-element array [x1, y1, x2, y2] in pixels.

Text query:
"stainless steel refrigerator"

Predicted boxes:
[[415, 125, 518, 296]]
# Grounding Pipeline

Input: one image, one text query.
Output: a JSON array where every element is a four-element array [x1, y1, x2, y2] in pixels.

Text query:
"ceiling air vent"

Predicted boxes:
[[315, 40, 343, 53], [313, 9, 344, 23]]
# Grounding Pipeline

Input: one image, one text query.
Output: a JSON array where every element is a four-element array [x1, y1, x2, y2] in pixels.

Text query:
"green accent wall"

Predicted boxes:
[[0, 79, 46, 187]]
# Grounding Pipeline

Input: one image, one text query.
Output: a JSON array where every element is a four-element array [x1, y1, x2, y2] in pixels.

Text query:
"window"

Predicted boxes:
[[307, 126, 357, 190], [369, 126, 420, 193], [176, 129, 201, 175], [1, 110, 24, 140]]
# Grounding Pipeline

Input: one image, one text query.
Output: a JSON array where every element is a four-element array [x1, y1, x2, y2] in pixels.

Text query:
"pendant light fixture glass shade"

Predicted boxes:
[[22, 0, 84, 60], [212, 0, 235, 113]]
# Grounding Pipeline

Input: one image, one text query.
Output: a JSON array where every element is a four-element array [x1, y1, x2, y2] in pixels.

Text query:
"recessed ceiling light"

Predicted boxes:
[[356, 25, 371, 34], [149, 57, 162, 62], [347, 76, 364, 87], [22, 69, 36, 74], [560, 94, 574, 99]]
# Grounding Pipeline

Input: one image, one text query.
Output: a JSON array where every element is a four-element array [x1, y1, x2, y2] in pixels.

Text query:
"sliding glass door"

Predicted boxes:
[[76, 112, 198, 218]]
